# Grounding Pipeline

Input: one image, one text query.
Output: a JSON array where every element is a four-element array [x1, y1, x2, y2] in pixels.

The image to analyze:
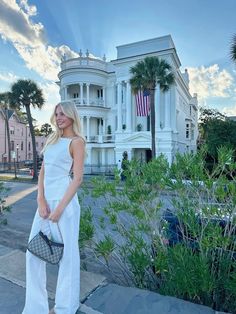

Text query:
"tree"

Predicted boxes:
[[40, 123, 52, 137], [9, 79, 45, 180], [0, 92, 11, 166], [199, 108, 236, 160], [34, 128, 42, 136], [130, 56, 174, 158], [230, 34, 236, 63]]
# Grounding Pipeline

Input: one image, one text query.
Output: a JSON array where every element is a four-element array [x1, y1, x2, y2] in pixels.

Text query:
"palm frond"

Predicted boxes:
[[230, 34, 236, 62]]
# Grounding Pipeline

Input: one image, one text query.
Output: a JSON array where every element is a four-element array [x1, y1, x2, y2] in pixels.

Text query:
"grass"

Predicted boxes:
[[0, 175, 35, 183]]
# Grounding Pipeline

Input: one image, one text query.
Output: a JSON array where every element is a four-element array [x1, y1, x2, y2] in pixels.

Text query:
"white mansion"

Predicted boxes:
[[58, 35, 198, 174]]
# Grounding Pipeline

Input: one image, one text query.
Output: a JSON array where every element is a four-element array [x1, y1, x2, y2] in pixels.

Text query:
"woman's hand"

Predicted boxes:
[[37, 197, 50, 219], [48, 209, 63, 222]]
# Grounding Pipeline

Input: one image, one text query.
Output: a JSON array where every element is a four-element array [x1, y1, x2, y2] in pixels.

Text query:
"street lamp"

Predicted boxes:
[[16, 144, 19, 169], [11, 151, 17, 179]]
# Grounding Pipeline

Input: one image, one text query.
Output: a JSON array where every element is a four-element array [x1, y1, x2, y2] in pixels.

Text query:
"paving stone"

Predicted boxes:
[[85, 283, 215, 314]]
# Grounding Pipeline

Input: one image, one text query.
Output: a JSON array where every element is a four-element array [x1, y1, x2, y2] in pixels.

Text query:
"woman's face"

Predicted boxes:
[[55, 105, 73, 130]]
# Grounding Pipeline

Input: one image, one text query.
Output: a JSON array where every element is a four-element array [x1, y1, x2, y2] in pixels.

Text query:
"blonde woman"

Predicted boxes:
[[22, 101, 86, 314]]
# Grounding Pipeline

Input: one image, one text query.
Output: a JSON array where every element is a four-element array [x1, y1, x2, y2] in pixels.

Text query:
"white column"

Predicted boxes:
[[103, 86, 106, 107], [86, 148, 92, 174], [117, 82, 122, 131], [155, 84, 161, 131], [59, 87, 63, 100], [126, 81, 132, 132], [164, 90, 171, 130], [80, 83, 83, 104], [101, 148, 106, 165], [86, 116, 90, 141], [171, 84, 177, 132], [64, 86, 68, 100], [80, 116, 84, 134], [102, 118, 106, 135], [86, 84, 90, 105], [115, 148, 123, 170]]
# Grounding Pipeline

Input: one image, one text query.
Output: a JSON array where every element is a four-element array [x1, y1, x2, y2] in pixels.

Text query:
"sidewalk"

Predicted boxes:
[[0, 179, 229, 313], [0, 243, 225, 314]]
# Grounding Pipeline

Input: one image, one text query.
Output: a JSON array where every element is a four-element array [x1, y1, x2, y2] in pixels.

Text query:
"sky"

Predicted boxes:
[[0, 0, 236, 126]]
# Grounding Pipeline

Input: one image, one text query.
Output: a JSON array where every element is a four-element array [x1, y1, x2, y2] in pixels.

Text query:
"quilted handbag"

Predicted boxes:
[[27, 224, 64, 265]]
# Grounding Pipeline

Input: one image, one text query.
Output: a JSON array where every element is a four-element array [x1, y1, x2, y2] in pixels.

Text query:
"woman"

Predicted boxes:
[[22, 101, 86, 314]]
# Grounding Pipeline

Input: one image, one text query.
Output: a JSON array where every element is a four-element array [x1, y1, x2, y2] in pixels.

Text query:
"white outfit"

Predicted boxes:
[[22, 138, 81, 314]]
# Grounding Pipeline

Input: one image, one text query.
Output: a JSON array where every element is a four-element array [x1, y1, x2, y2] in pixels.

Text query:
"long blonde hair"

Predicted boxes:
[[42, 101, 85, 153]]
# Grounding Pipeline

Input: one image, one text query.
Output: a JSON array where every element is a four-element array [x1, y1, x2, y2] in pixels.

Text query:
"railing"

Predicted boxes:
[[61, 57, 106, 71], [86, 134, 115, 143], [102, 134, 115, 142], [84, 164, 117, 175], [72, 98, 106, 107]]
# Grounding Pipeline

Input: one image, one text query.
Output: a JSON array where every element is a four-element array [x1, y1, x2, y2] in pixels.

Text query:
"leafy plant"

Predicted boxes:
[[80, 147, 236, 313], [0, 182, 10, 224]]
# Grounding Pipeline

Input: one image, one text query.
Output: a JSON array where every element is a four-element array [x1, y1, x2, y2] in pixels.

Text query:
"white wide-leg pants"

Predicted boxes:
[[22, 198, 81, 314]]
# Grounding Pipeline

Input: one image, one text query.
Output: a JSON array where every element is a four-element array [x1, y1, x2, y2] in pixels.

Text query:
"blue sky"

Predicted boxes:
[[0, 0, 235, 125]]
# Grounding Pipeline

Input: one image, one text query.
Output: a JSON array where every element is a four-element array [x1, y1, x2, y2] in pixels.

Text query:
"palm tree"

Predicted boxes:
[[0, 92, 11, 167], [9, 79, 45, 180], [230, 34, 236, 63], [130, 56, 175, 158]]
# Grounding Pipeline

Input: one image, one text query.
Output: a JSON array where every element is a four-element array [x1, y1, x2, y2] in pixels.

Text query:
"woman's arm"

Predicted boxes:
[[37, 162, 50, 218], [49, 138, 85, 222]]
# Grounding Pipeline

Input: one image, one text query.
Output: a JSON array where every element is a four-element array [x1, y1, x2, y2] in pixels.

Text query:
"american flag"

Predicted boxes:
[[135, 90, 150, 116]]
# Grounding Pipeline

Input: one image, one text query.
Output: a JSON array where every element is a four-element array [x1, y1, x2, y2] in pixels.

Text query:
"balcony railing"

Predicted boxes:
[[61, 57, 106, 71], [84, 164, 116, 175], [86, 134, 115, 143], [71, 98, 109, 108]]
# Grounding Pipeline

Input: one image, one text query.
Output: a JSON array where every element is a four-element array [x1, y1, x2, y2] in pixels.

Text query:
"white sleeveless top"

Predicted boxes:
[[43, 138, 74, 201]]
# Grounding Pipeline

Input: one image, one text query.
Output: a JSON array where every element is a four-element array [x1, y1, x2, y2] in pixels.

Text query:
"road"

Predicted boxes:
[[0, 180, 174, 279]]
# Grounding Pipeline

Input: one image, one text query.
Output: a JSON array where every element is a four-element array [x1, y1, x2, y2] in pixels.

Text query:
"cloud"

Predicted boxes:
[[0, 0, 78, 80], [30, 82, 60, 126], [19, 0, 37, 16], [222, 105, 236, 116], [188, 64, 234, 101], [39, 82, 60, 110], [0, 0, 44, 46], [0, 71, 19, 83]]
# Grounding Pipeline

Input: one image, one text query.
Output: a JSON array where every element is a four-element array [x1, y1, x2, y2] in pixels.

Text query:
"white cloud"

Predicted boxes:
[[0, 71, 19, 83], [19, 0, 37, 16], [222, 105, 236, 117], [39, 82, 60, 109], [0, 0, 78, 80], [188, 64, 234, 101], [31, 82, 60, 126]]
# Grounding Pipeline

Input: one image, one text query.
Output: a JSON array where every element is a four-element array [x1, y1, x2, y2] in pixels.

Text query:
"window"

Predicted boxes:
[[191, 125, 194, 140], [36, 142, 38, 147], [97, 89, 103, 98], [21, 129, 23, 136], [10, 127, 15, 135], [10, 141, 14, 151], [186, 123, 190, 139], [21, 141, 23, 151], [28, 142, 31, 151], [73, 93, 79, 98]]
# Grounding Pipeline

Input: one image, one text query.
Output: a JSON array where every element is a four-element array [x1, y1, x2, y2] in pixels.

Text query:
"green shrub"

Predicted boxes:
[[80, 148, 236, 313], [0, 182, 10, 224]]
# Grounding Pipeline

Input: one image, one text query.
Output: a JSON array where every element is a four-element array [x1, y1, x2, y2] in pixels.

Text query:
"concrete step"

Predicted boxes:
[[0, 245, 106, 313]]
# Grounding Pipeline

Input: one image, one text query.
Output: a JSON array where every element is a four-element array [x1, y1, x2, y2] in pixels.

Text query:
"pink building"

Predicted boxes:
[[0, 108, 47, 163]]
